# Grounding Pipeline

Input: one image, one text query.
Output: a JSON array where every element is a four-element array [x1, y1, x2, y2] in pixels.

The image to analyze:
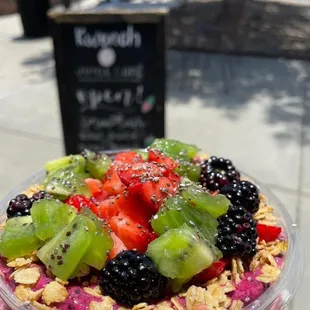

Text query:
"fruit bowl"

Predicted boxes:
[[0, 149, 304, 310]]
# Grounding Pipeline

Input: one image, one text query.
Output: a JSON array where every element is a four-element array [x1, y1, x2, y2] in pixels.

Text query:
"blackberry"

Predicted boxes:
[[216, 205, 257, 257], [7, 191, 49, 219], [30, 190, 50, 203], [199, 156, 240, 191], [100, 250, 167, 307], [7, 194, 32, 218], [220, 180, 260, 214]]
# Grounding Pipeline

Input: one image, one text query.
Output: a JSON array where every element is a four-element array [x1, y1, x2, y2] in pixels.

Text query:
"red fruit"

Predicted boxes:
[[64, 194, 97, 213], [168, 171, 181, 188], [109, 214, 151, 252], [192, 259, 229, 284], [117, 162, 166, 187], [115, 191, 153, 228], [148, 231, 158, 243], [84, 178, 103, 196], [114, 151, 144, 165], [95, 197, 120, 222], [256, 223, 282, 242], [130, 176, 178, 212], [91, 190, 110, 205], [108, 232, 127, 260], [102, 165, 126, 195], [148, 149, 179, 173]]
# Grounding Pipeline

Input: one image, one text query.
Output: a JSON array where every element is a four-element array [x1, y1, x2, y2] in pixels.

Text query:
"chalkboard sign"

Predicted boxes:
[[49, 8, 167, 154]]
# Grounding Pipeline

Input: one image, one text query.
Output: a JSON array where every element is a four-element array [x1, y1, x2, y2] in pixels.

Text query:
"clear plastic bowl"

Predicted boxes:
[[0, 150, 304, 310]]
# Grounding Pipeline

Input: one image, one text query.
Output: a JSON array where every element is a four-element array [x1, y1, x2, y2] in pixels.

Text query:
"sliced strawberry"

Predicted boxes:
[[108, 232, 127, 260], [115, 191, 153, 228], [109, 214, 151, 252], [102, 165, 126, 195], [168, 171, 181, 188], [192, 259, 229, 284], [114, 151, 144, 165], [84, 178, 103, 196], [117, 162, 166, 187], [64, 194, 97, 213], [256, 223, 282, 242], [148, 231, 158, 243], [129, 176, 178, 212], [91, 190, 110, 204], [148, 149, 179, 173], [94, 197, 120, 222]]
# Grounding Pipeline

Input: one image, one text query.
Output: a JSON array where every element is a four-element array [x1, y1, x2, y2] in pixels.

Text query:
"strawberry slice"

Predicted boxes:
[[102, 165, 126, 195], [129, 176, 178, 212], [117, 162, 166, 187], [94, 197, 120, 222], [108, 232, 127, 260], [84, 178, 103, 196], [109, 214, 151, 252], [168, 171, 182, 188], [256, 223, 282, 242], [64, 194, 97, 213], [148, 149, 179, 173], [149, 231, 158, 243], [114, 151, 144, 165], [115, 191, 153, 228], [192, 259, 229, 284], [91, 190, 110, 204]]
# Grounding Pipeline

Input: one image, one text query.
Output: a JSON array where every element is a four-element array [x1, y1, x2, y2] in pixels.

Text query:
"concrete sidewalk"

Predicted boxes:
[[0, 13, 309, 309]]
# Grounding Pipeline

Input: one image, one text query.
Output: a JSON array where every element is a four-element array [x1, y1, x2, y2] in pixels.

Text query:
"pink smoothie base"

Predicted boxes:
[[0, 255, 284, 310]]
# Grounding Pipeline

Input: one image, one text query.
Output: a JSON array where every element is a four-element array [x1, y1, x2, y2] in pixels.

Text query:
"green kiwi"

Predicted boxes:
[[43, 169, 91, 200], [146, 224, 221, 292], [0, 216, 44, 259], [37, 215, 94, 280], [31, 198, 77, 241], [151, 196, 218, 244], [45, 155, 86, 174], [82, 149, 112, 180], [80, 208, 113, 270]]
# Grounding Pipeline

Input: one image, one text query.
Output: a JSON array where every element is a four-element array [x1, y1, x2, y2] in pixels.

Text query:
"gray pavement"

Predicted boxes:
[[0, 13, 309, 309]]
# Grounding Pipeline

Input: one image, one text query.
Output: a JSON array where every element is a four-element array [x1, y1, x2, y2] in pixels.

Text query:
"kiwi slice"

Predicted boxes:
[[0, 216, 44, 259], [31, 198, 77, 241], [37, 215, 94, 280], [80, 208, 113, 270], [83, 149, 112, 180], [43, 169, 91, 201], [151, 196, 218, 244], [175, 161, 201, 182], [45, 155, 86, 174], [180, 181, 230, 218], [150, 139, 200, 162], [146, 224, 221, 291]]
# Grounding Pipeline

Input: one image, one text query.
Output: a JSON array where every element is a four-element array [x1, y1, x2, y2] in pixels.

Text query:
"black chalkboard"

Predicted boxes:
[[49, 8, 166, 154]]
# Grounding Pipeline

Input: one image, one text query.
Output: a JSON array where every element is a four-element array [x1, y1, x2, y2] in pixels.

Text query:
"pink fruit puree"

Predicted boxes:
[[230, 271, 266, 305], [0, 255, 285, 309]]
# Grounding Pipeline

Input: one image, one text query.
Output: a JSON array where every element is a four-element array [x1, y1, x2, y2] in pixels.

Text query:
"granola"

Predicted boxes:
[[41, 281, 69, 305], [10, 267, 40, 285], [89, 297, 115, 310]]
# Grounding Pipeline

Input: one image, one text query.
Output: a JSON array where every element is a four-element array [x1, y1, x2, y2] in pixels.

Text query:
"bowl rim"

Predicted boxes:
[[0, 150, 304, 310]]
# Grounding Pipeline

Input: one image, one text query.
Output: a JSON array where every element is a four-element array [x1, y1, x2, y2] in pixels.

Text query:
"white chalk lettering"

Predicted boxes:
[[80, 114, 146, 130], [74, 26, 141, 49], [76, 86, 144, 111]]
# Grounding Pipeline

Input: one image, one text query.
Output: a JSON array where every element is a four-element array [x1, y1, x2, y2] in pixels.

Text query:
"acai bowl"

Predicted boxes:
[[0, 139, 304, 310]]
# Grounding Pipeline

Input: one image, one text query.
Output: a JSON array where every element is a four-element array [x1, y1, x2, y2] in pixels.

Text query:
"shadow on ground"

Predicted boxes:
[[17, 45, 310, 146], [167, 51, 310, 145], [21, 50, 55, 82], [168, 0, 310, 59]]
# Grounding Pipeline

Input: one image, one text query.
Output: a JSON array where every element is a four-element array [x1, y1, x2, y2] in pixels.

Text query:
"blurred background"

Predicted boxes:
[[0, 0, 309, 308]]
